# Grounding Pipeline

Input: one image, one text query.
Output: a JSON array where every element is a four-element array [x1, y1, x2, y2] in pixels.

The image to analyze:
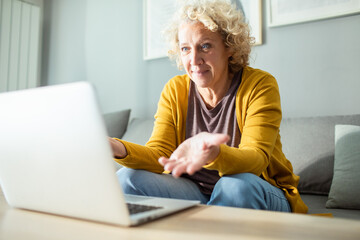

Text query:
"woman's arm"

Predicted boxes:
[[111, 75, 190, 173]]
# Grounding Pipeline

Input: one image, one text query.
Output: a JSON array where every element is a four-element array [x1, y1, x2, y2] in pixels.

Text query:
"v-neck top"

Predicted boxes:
[[183, 70, 242, 194]]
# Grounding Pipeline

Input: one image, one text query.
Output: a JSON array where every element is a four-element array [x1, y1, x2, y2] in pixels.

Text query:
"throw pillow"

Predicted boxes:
[[103, 109, 131, 138], [280, 115, 360, 195], [326, 125, 360, 209]]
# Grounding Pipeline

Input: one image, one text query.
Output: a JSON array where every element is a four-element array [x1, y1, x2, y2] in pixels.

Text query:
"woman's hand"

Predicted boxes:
[[108, 137, 128, 159], [158, 132, 229, 178]]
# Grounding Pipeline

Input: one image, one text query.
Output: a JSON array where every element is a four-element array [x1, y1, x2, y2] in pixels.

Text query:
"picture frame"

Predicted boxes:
[[268, 0, 360, 27], [143, 0, 176, 60], [143, 0, 262, 60], [237, 0, 262, 46]]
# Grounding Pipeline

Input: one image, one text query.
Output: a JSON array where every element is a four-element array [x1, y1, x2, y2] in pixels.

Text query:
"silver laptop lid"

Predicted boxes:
[[0, 82, 132, 226]]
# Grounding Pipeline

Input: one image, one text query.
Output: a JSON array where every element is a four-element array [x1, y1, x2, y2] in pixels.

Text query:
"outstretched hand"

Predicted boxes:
[[158, 132, 229, 178]]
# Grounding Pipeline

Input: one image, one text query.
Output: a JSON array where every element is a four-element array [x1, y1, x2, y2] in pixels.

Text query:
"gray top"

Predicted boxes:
[[183, 71, 242, 195]]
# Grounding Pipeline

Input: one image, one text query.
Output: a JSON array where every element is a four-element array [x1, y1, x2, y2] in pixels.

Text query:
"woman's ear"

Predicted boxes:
[[227, 48, 234, 60], [226, 47, 234, 58]]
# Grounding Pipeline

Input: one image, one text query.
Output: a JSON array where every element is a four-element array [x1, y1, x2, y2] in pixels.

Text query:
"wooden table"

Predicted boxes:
[[1, 188, 359, 240]]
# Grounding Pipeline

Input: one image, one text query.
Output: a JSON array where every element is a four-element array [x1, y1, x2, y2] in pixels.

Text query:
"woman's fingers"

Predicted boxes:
[[204, 133, 230, 147], [159, 157, 183, 172], [171, 163, 188, 178], [159, 156, 191, 177], [158, 156, 168, 166], [158, 133, 230, 177]]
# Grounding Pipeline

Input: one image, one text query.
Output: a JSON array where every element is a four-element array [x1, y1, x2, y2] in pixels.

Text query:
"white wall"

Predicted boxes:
[[42, 1, 360, 119], [42, 0, 87, 86], [251, 11, 360, 118], [42, 0, 147, 117], [85, 0, 146, 117]]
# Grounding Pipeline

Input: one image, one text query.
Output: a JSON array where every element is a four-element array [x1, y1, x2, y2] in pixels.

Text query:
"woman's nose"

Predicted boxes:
[[190, 49, 203, 65]]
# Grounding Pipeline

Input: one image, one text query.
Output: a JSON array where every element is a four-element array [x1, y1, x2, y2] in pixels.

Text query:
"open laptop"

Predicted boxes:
[[0, 82, 199, 226]]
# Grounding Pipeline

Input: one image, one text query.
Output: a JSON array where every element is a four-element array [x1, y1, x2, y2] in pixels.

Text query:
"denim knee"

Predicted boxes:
[[209, 173, 266, 209], [116, 168, 147, 195], [209, 173, 290, 212]]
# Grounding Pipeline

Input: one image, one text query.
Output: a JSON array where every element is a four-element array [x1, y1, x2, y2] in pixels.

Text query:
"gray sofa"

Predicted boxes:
[[104, 110, 360, 220]]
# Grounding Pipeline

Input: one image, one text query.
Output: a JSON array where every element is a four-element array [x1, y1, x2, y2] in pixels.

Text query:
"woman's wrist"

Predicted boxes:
[[116, 141, 128, 159], [205, 145, 220, 165], [110, 138, 128, 159]]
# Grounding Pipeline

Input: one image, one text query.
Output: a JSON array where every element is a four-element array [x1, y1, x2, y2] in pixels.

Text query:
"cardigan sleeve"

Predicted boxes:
[[114, 75, 189, 173], [204, 71, 282, 176]]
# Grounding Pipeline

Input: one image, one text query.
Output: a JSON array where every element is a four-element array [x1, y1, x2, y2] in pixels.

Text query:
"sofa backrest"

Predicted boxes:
[[280, 114, 360, 195], [114, 112, 360, 196], [121, 118, 155, 145]]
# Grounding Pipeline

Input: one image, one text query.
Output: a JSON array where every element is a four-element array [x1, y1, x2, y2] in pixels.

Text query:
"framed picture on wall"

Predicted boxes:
[[143, 0, 176, 60], [143, 0, 262, 60], [268, 0, 360, 27], [236, 0, 262, 46]]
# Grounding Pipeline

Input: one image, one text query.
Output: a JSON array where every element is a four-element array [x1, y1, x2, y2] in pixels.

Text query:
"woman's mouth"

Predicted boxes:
[[191, 69, 209, 76]]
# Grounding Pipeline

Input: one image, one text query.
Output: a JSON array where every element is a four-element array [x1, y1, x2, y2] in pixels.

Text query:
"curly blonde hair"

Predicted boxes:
[[163, 0, 254, 73]]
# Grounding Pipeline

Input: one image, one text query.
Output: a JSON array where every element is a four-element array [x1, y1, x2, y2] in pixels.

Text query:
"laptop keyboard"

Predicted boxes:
[[127, 203, 163, 215]]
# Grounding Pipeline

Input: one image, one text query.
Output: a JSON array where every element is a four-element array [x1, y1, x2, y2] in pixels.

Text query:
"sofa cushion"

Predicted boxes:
[[280, 114, 360, 195], [326, 125, 360, 209], [103, 109, 130, 138], [301, 194, 360, 220]]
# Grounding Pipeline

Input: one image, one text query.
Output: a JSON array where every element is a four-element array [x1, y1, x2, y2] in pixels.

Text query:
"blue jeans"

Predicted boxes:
[[116, 168, 291, 212]]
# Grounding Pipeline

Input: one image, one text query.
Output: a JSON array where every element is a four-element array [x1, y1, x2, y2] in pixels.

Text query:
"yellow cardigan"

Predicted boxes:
[[115, 66, 308, 213]]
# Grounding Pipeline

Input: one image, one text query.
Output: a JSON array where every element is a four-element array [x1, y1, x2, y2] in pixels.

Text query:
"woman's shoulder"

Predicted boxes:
[[241, 66, 278, 88], [168, 74, 190, 85], [237, 67, 279, 98], [163, 74, 190, 92], [243, 66, 275, 81]]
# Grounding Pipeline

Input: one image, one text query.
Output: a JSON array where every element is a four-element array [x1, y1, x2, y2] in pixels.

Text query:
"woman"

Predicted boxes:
[[109, 0, 308, 213]]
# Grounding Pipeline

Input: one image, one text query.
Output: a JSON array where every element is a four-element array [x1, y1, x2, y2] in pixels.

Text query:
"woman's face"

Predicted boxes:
[[178, 22, 232, 90]]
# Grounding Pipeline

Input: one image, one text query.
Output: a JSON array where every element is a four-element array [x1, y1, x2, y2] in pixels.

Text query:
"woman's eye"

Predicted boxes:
[[181, 47, 189, 52], [201, 43, 211, 50]]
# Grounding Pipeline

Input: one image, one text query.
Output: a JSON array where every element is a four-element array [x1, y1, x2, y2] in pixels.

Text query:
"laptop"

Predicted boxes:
[[0, 82, 199, 226]]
